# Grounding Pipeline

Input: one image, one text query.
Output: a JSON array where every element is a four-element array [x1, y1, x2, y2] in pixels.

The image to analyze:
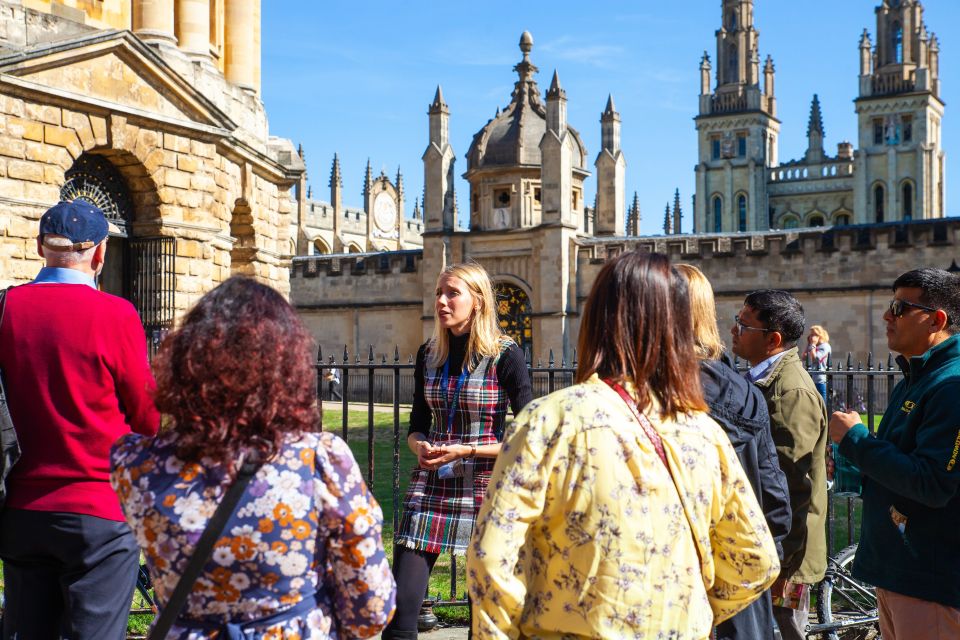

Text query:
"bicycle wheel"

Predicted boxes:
[[815, 544, 879, 640]]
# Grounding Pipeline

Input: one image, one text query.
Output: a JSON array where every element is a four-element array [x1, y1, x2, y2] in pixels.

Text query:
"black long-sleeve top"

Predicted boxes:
[[408, 333, 533, 439]]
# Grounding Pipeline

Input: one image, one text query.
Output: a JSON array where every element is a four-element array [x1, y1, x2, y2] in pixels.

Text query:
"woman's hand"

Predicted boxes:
[[419, 444, 471, 470], [414, 440, 440, 469]]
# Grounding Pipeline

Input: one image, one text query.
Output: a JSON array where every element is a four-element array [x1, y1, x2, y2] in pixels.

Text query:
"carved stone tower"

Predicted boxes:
[[854, 0, 945, 223], [695, 0, 780, 232], [423, 86, 456, 232]]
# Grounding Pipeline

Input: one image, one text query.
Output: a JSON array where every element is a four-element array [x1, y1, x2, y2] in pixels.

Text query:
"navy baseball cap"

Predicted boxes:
[[39, 200, 109, 250]]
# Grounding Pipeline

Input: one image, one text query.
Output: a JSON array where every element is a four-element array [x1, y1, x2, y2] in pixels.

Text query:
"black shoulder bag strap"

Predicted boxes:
[[148, 460, 260, 640]]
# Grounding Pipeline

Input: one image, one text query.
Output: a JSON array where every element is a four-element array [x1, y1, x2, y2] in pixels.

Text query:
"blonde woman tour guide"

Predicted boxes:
[[382, 262, 533, 639]]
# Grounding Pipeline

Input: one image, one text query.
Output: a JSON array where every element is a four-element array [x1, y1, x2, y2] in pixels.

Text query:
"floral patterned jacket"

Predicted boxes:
[[110, 430, 395, 639], [467, 375, 780, 639]]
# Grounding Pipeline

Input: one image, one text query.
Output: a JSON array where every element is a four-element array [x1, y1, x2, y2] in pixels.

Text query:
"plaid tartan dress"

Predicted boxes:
[[395, 338, 512, 555]]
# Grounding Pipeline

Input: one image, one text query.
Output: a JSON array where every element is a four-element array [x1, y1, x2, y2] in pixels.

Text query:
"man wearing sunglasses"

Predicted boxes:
[[829, 268, 960, 638], [731, 290, 828, 640]]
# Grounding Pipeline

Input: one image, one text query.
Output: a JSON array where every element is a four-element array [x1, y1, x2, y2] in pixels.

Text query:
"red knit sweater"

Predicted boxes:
[[0, 283, 160, 521]]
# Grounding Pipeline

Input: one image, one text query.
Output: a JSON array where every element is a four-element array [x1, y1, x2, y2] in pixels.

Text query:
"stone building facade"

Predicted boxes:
[[292, 2, 959, 364], [0, 0, 302, 346], [695, 0, 945, 232], [291, 155, 424, 256]]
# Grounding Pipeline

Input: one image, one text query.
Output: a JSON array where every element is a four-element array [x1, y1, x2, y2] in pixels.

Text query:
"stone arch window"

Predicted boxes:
[[809, 213, 825, 227], [901, 181, 914, 220], [834, 212, 852, 226], [874, 183, 885, 223], [61, 154, 134, 236], [892, 21, 903, 64], [348, 243, 363, 253], [711, 195, 723, 233], [737, 193, 747, 232], [494, 282, 531, 351], [727, 43, 738, 83], [314, 237, 331, 255], [782, 214, 800, 229]]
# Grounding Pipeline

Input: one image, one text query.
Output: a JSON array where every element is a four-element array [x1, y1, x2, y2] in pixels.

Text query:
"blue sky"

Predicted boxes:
[[261, 1, 959, 235]]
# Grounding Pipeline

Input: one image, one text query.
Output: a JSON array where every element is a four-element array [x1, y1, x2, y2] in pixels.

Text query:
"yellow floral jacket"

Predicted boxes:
[[466, 375, 779, 639]]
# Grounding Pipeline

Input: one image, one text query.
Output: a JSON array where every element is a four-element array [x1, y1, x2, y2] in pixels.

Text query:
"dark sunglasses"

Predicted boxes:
[[887, 298, 939, 318]]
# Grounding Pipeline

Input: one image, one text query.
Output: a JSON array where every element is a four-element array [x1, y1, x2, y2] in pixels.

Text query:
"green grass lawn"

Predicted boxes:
[[325, 407, 470, 624]]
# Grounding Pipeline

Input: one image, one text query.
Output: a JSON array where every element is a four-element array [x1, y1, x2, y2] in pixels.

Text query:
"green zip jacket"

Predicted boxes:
[[840, 334, 960, 608], [754, 347, 829, 584]]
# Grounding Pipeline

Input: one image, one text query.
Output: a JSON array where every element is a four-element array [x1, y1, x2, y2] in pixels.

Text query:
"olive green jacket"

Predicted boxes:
[[753, 347, 828, 584]]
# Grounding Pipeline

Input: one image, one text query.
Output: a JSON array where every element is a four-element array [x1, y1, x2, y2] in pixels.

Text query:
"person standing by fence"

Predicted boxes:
[[731, 290, 828, 640], [383, 262, 532, 640], [677, 264, 791, 640], [0, 200, 160, 639], [110, 277, 395, 639], [803, 325, 832, 404], [467, 251, 779, 639], [829, 268, 960, 638]]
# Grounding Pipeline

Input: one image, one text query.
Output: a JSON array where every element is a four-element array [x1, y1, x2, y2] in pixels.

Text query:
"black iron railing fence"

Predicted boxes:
[[318, 346, 903, 608]]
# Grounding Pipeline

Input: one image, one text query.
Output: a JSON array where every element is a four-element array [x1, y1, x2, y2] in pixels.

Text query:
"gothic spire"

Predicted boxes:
[[807, 94, 824, 137], [429, 85, 448, 113], [672, 188, 682, 235], [602, 93, 616, 117], [628, 191, 641, 236], [413, 197, 421, 220], [663, 203, 672, 235], [329, 153, 342, 188], [396, 166, 404, 195], [363, 158, 372, 197], [547, 69, 565, 100]]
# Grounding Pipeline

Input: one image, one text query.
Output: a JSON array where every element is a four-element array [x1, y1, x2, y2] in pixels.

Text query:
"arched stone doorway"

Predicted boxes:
[[494, 281, 531, 351], [60, 152, 174, 354]]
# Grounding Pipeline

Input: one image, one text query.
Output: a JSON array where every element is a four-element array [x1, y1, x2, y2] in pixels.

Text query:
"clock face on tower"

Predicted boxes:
[[374, 192, 398, 231]]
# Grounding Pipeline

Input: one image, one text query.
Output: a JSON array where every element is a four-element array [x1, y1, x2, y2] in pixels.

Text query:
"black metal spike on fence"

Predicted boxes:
[[342, 345, 349, 363], [561, 352, 567, 367], [368, 345, 374, 363], [549, 349, 555, 368], [572, 348, 577, 368], [381, 353, 387, 364], [394, 345, 400, 363], [867, 352, 874, 370], [318, 344, 323, 363], [846, 352, 853, 371], [887, 353, 895, 369], [826, 352, 833, 370]]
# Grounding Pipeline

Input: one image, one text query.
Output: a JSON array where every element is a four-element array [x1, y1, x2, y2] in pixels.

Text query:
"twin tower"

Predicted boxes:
[[422, 0, 946, 239]]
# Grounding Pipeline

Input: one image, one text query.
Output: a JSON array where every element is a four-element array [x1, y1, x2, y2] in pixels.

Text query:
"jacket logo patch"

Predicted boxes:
[[900, 400, 917, 414], [948, 430, 960, 472]]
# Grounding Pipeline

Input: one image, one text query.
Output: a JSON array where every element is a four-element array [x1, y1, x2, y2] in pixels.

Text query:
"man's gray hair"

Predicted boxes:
[[42, 234, 98, 266]]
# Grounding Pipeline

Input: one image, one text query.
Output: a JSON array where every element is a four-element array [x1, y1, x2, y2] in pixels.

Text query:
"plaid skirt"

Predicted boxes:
[[394, 460, 493, 555]]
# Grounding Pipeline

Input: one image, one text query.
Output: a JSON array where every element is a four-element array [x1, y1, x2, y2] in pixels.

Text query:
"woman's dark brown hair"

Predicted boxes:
[[575, 250, 706, 418], [153, 276, 319, 471]]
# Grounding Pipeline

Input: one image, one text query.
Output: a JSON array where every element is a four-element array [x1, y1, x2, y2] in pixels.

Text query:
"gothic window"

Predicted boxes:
[[711, 137, 721, 160], [494, 282, 531, 350], [873, 119, 884, 146], [835, 213, 852, 226], [893, 22, 903, 64], [902, 115, 913, 143], [737, 194, 747, 232], [737, 133, 747, 157], [728, 43, 739, 83], [534, 188, 542, 204], [782, 215, 800, 229], [712, 196, 723, 232], [874, 184, 885, 223], [727, 10, 737, 31], [809, 214, 825, 227], [902, 182, 914, 220]]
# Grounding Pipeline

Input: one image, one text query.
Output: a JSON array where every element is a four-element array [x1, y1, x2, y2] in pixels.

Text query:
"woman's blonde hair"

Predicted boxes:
[[427, 262, 505, 370], [675, 264, 725, 361], [810, 324, 830, 343]]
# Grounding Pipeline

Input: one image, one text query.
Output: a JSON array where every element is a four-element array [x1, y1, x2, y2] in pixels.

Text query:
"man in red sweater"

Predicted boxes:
[[0, 200, 159, 639]]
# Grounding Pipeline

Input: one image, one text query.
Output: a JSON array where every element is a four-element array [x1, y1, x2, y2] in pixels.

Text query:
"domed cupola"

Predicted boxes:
[[465, 32, 587, 173]]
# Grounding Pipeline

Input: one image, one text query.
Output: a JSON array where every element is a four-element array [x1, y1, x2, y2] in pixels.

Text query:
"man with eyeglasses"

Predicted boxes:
[[829, 268, 960, 638], [731, 290, 827, 640]]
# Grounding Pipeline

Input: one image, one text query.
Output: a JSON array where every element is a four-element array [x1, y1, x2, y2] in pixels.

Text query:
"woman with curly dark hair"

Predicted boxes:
[[109, 277, 396, 639]]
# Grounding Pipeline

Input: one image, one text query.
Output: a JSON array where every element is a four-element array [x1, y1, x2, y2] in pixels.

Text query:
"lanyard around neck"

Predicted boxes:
[[440, 358, 470, 438]]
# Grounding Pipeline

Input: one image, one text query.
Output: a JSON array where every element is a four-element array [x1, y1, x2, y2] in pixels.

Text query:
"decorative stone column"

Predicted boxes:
[[133, 0, 177, 45], [224, 0, 256, 91], [175, 0, 211, 59]]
